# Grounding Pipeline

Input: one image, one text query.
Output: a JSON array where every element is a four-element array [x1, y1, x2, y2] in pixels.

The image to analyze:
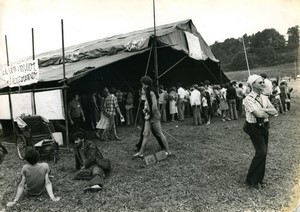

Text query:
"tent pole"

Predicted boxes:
[[133, 44, 155, 129], [153, 0, 159, 92], [61, 19, 69, 149], [144, 43, 153, 76], [5, 35, 16, 144], [32, 28, 37, 115], [219, 63, 223, 84]]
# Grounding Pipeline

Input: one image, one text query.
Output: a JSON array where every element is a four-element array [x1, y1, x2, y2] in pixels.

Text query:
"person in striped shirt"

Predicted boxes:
[[243, 74, 277, 189]]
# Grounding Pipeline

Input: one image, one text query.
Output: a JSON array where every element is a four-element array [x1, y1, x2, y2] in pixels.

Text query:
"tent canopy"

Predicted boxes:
[[0, 19, 229, 92]]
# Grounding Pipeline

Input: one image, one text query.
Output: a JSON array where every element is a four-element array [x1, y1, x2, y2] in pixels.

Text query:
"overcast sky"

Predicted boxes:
[[0, 0, 299, 65]]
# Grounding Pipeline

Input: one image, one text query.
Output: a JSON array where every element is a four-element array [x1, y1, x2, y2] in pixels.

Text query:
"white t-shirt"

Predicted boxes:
[[262, 78, 273, 96], [190, 89, 201, 106], [178, 87, 186, 99], [202, 96, 208, 107]]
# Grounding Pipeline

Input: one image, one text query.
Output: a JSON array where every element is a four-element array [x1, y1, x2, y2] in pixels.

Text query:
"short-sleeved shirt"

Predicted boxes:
[[243, 91, 274, 123], [190, 89, 201, 106], [104, 94, 119, 116], [262, 78, 273, 96], [68, 100, 82, 118], [177, 87, 186, 99], [236, 87, 245, 99], [22, 162, 49, 196]]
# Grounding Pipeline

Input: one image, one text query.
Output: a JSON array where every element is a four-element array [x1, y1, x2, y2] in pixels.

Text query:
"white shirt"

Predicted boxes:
[[202, 96, 208, 107], [178, 87, 186, 99], [262, 78, 273, 96], [190, 89, 201, 106]]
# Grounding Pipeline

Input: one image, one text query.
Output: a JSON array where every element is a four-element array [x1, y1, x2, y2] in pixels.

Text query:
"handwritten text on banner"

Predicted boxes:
[[0, 59, 39, 87]]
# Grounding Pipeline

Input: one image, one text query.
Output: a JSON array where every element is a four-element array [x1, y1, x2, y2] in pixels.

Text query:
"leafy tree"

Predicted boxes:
[[287, 25, 299, 49], [250, 29, 285, 50], [230, 51, 248, 71], [256, 46, 277, 65], [210, 26, 296, 71]]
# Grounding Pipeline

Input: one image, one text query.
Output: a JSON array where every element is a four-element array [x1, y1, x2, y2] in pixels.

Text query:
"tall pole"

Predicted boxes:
[[5, 35, 16, 143], [5, 35, 9, 66], [32, 28, 36, 115], [242, 36, 250, 76], [61, 19, 69, 148], [153, 0, 159, 92], [32, 28, 35, 60]]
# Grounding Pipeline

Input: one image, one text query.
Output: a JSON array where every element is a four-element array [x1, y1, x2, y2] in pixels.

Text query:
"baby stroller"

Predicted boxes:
[[15, 114, 59, 163]]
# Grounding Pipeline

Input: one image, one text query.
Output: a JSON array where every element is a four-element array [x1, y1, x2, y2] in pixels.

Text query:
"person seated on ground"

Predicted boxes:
[[0, 143, 8, 164], [73, 131, 111, 193], [6, 149, 60, 207]]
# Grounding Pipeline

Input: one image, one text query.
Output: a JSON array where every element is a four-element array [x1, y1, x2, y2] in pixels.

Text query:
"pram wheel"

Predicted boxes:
[[16, 135, 27, 159]]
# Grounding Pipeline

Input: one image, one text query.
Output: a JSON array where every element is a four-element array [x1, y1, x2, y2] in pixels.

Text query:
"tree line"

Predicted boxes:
[[210, 26, 299, 72]]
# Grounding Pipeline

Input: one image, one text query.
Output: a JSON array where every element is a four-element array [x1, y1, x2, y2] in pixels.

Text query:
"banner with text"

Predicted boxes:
[[0, 59, 39, 87]]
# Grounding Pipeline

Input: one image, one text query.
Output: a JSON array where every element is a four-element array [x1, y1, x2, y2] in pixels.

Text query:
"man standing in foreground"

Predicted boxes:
[[243, 74, 277, 189]]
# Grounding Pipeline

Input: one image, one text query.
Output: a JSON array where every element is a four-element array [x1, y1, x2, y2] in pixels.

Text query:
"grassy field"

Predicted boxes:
[[225, 62, 299, 82], [0, 75, 300, 211]]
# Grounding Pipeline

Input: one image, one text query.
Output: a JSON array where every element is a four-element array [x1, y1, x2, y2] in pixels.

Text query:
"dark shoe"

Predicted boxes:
[[83, 185, 102, 193], [246, 180, 259, 189], [259, 182, 266, 189]]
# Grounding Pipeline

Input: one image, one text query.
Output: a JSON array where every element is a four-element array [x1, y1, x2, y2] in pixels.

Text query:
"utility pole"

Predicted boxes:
[[242, 36, 250, 76]]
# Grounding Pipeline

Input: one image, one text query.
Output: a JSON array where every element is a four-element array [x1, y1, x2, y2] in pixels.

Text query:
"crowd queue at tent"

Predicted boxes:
[[67, 73, 293, 140]]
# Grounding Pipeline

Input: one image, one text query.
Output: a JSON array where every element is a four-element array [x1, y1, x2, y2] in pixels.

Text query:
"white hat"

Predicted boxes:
[[247, 74, 262, 85]]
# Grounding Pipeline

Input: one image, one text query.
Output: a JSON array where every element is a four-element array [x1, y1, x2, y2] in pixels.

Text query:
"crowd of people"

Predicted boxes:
[[2, 73, 295, 208], [67, 73, 293, 136]]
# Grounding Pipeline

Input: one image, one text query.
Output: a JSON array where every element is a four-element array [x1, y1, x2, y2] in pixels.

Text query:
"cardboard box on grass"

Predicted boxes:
[[144, 151, 167, 165]]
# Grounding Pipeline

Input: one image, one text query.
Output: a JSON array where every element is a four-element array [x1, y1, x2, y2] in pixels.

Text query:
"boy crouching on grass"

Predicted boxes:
[[6, 149, 60, 207]]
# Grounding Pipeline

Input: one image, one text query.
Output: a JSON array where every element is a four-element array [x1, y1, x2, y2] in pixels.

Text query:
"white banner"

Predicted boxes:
[[35, 90, 65, 120], [0, 95, 11, 119], [11, 93, 33, 120], [184, 31, 206, 60], [0, 59, 39, 88]]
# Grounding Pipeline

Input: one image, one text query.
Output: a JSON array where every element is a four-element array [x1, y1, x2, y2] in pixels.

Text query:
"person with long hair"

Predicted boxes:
[[133, 76, 171, 158]]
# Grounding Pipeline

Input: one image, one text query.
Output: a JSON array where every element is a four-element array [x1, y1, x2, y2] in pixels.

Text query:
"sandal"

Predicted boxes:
[[132, 153, 144, 158]]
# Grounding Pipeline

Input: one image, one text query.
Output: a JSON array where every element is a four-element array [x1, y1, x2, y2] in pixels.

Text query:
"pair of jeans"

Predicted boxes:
[[228, 99, 238, 120], [159, 103, 167, 122], [74, 165, 105, 187], [126, 109, 134, 125], [177, 98, 185, 120], [244, 122, 269, 185], [192, 105, 201, 125]]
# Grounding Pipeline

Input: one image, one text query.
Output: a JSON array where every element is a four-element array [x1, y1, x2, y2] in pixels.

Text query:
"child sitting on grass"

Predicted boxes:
[[6, 148, 60, 207]]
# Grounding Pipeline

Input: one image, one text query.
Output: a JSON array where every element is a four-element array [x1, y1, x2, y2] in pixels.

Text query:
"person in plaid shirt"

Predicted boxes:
[[243, 74, 277, 189], [103, 88, 124, 140]]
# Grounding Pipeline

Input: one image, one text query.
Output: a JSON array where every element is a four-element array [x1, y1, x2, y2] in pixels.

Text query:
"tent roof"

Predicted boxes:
[[0, 19, 224, 90]]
